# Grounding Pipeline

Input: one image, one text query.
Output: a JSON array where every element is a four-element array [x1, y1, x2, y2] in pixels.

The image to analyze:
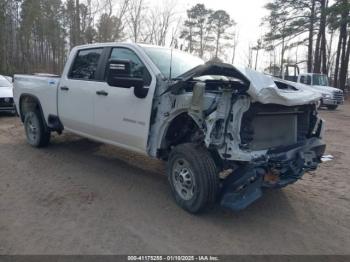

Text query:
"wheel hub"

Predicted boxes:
[[26, 117, 38, 143], [172, 158, 195, 201]]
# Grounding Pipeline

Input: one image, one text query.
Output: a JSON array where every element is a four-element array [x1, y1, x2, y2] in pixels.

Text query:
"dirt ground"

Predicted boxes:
[[0, 103, 349, 255]]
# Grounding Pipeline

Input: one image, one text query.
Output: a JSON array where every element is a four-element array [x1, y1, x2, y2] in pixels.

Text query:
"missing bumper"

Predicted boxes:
[[220, 138, 326, 211]]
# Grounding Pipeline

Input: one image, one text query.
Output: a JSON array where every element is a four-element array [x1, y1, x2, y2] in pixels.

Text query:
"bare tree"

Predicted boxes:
[[143, 0, 177, 46], [252, 39, 263, 70], [307, 0, 316, 72], [115, 0, 130, 40], [127, 0, 146, 43], [96, 0, 129, 42], [245, 44, 253, 68], [313, 0, 328, 74], [170, 16, 183, 48], [231, 30, 239, 64], [75, 0, 81, 45]]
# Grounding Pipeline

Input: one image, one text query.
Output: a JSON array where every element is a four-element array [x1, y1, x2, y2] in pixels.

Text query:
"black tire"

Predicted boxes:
[[167, 143, 220, 214], [327, 105, 338, 110], [24, 110, 50, 148]]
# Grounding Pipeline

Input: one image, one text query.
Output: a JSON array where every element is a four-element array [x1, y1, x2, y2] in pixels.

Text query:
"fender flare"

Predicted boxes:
[[19, 93, 48, 130]]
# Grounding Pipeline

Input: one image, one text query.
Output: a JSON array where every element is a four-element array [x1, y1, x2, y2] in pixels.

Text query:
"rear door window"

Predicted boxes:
[[69, 48, 103, 80]]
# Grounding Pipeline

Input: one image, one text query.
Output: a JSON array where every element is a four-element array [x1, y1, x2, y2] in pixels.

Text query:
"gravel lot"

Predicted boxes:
[[0, 103, 349, 255]]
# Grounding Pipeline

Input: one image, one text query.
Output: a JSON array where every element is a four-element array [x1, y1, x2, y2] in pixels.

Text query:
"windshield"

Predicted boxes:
[[142, 46, 204, 79], [312, 74, 329, 86]]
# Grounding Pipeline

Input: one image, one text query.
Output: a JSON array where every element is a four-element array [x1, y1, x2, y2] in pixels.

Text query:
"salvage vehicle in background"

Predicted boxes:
[[282, 65, 344, 110], [13, 43, 326, 213], [0, 75, 16, 115]]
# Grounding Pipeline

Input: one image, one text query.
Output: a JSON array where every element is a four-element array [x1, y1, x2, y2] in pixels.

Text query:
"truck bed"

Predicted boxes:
[[13, 74, 60, 123]]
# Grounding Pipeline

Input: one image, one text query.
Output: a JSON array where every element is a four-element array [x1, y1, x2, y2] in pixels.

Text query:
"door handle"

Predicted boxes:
[[96, 90, 108, 96], [60, 86, 69, 91]]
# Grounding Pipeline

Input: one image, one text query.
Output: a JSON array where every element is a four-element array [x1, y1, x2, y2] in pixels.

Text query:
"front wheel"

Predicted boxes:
[[327, 105, 338, 110], [167, 143, 220, 214], [24, 111, 51, 147]]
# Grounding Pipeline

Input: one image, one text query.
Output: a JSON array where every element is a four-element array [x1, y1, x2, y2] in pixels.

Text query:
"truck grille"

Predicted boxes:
[[333, 91, 344, 103], [0, 97, 14, 108]]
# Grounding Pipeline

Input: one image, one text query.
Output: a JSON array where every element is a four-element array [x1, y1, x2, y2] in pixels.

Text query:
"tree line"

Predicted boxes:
[[263, 0, 350, 89], [0, 0, 236, 76], [0, 0, 348, 89]]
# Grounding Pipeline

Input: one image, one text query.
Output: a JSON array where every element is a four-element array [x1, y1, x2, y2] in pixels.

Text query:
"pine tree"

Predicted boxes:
[[263, 0, 321, 73], [208, 10, 235, 59]]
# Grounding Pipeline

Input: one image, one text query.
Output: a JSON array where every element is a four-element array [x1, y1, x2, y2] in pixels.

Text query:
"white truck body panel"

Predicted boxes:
[[58, 44, 158, 153], [13, 75, 59, 120], [0, 75, 13, 98], [0, 85, 13, 98]]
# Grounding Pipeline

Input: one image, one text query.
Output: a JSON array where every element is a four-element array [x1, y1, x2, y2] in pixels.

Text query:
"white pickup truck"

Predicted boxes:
[[282, 65, 344, 110], [297, 73, 344, 110], [14, 43, 326, 213]]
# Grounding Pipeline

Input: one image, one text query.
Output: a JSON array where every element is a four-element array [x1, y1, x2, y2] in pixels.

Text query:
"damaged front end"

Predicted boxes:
[[206, 90, 326, 211], [220, 137, 325, 211], [152, 62, 326, 211]]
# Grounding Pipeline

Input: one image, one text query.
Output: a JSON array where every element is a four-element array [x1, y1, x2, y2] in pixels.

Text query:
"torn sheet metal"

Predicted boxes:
[[237, 67, 322, 106], [173, 63, 321, 107]]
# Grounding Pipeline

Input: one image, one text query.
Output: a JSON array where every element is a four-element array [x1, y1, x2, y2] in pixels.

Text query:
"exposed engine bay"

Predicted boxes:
[[148, 62, 326, 211]]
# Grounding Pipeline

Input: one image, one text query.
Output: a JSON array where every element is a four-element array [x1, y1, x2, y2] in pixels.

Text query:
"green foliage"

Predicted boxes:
[[209, 10, 234, 35], [263, 0, 311, 45], [180, 4, 235, 59], [327, 0, 350, 30], [209, 10, 235, 58]]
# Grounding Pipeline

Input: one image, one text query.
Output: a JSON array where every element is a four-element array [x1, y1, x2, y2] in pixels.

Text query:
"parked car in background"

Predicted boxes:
[[280, 65, 344, 110], [0, 75, 16, 115], [297, 73, 344, 110]]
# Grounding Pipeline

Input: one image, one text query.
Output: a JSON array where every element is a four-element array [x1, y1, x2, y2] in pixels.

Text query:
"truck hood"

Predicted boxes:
[[174, 63, 320, 106], [309, 85, 342, 94], [0, 86, 13, 98], [238, 67, 321, 106]]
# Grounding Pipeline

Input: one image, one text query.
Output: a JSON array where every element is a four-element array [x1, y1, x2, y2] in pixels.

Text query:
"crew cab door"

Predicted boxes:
[[58, 47, 104, 136], [93, 46, 156, 153]]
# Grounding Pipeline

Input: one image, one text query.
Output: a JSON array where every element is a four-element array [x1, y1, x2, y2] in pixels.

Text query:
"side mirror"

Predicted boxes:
[[106, 59, 148, 99]]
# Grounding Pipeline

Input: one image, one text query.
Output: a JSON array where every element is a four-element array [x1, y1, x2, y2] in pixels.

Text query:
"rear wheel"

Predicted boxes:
[[327, 105, 338, 110], [24, 111, 50, 147], [167, 143, 220, 213]]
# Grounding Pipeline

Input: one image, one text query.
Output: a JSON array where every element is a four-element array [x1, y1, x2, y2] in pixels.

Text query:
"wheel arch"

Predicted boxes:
[[19, 94, 48, 129], [157, 112, 203, 158]]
